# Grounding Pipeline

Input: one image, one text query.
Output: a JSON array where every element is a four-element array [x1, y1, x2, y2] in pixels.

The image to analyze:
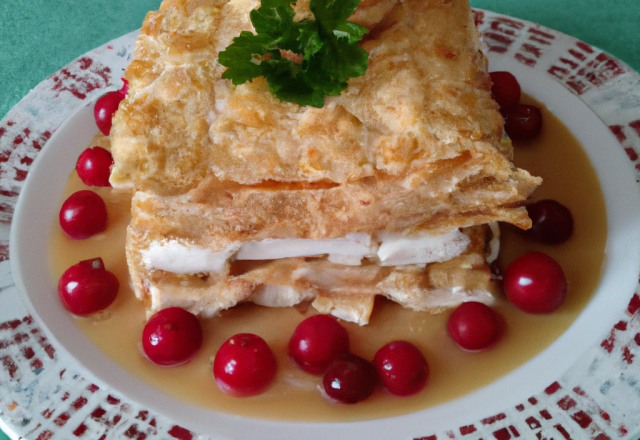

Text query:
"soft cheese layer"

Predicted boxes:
[[376, 230, 470, 266], [236, 233, 375, 265], [142, 240, 241, 273], [141, 229, 471, 274]]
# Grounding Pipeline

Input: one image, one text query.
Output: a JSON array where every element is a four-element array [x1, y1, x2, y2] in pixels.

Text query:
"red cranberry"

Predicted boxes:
[[58, 258, 119, 315], [213, 333, 277, 397], [76, 147, 114, 187], [59, 190, 108, 239], [503, 252, 567, 314], [525, 199, 574, 245], [373, 341, 429, 396], [142, 307, 203, 367], [288, 315, 350, 374], [94, 79, 129, 136], [490, 71, 521, 112], [447, 302, 502, 352], [322, 353, 378, 404], [504, 104, 543, 140]]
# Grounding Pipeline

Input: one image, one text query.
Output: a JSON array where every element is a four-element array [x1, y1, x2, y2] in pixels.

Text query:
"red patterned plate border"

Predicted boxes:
[[2, 11, 640, 440]]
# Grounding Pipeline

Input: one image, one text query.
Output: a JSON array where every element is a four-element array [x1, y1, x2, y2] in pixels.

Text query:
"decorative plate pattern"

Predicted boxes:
[[2, 11, 640, 440]]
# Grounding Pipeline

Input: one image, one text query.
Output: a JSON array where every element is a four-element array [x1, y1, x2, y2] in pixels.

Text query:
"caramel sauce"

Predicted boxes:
[[49, 96, 606, 422]]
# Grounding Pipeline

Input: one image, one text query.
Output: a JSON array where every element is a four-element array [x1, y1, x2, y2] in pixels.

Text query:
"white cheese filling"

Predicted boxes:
[[141, 229, 475, 275], [376, 229, 470, 266], [236, 233, 374, 263], [142, 240, 241, 274]]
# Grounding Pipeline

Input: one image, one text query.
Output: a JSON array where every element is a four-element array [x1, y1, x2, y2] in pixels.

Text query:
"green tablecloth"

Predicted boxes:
[[1, 0, 639, 121], [0, 0, 638, 438]]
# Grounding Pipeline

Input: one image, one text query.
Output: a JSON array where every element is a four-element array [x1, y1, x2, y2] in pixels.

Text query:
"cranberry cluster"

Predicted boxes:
[[490, 71, 542, 139], [58, 151, 117, 314], [57, 145, 116, 314], [57, 80, 127, 314], [211, 315, 428, 402], [140, 311, 278, 397], [447, 245, 569, 351], [289, 315, 429, 403], [446, 71, 575, 351], [140, 312, 430, 403]]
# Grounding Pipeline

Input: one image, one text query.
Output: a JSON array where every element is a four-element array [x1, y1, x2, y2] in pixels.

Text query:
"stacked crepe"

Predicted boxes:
[[109, 0, 542, 325]]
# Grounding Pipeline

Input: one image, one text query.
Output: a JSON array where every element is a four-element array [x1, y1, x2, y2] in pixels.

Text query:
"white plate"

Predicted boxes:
[[3, 10, 640, 440]]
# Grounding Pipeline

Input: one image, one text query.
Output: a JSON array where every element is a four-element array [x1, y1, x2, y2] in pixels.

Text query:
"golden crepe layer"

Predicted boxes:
[[110, 0, 542, 324]]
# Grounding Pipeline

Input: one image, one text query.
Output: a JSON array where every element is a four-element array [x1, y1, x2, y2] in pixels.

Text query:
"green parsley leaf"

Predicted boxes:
[[218, 0, 369, 108]]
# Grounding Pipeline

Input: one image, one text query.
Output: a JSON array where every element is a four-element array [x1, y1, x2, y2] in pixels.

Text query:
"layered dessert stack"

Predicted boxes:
[[109, 0, 541, 325]]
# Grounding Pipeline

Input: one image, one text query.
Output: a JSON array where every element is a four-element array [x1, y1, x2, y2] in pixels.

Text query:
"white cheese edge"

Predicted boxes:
[[141, 227, 498, 275]]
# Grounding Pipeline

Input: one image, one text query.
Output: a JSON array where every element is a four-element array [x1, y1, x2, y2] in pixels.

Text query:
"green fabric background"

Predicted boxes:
[[0, 0, 638, 438], [1, 0, 639, 121]]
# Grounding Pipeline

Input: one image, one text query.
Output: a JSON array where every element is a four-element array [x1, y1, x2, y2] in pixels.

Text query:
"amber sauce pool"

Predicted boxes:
[[49, 95, 606, 422]]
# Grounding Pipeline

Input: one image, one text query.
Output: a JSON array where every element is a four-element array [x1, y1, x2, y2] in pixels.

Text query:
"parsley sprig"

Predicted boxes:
[[218, 0, 369, 108]]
